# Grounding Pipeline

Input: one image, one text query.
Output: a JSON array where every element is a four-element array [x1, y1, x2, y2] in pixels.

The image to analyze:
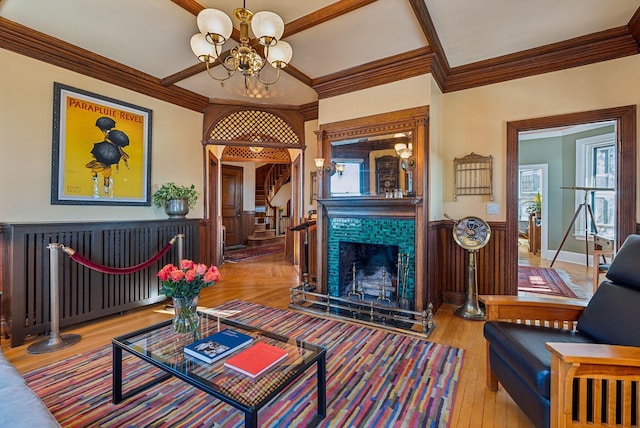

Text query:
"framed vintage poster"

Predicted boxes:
[[51, 82, 152, 205]]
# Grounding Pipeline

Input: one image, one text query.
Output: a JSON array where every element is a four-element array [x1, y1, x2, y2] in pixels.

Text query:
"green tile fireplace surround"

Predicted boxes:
[[327, 217, 416, 308]]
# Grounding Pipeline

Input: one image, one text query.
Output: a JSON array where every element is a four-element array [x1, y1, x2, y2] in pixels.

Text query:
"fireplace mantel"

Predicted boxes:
[[316, 195, 428, 312], [318, 197, 422, 218], [314, 107, 430, 312]]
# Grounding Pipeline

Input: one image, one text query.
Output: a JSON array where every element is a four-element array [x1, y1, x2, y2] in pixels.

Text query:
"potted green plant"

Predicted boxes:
[[524, 192, 542, 218], [152, 182, 199, 218]]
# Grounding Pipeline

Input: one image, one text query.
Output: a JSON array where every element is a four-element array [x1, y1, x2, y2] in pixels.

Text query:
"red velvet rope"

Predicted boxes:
[[64, 240, 174, 275]]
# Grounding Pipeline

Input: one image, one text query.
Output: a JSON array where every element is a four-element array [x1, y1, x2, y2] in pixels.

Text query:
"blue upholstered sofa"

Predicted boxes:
[[0, 348, 60, 427], [482, 234, 640, 428]]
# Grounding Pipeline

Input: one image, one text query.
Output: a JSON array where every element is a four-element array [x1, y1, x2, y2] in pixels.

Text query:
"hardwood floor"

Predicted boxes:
[[1, 249, 594, 427]]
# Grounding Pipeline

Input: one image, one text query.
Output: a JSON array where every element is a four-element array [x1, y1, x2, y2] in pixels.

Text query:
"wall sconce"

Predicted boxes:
[[313, 157, 337, 176], [335, 162, 344, 177], [394, 142, 413, 159]]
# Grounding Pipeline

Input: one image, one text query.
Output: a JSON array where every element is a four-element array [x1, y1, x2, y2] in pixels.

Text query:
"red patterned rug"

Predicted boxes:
[[224, 242, 284, 262], [518, 266, 578, 298]]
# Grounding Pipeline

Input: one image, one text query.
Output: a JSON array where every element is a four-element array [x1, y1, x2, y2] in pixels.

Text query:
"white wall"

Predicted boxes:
[[0, 49, 204, 222]]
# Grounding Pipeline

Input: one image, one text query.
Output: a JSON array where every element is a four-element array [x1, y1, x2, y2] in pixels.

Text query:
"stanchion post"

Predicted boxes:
[[176, 233, 185, 262], [27, 243, 81, 354]]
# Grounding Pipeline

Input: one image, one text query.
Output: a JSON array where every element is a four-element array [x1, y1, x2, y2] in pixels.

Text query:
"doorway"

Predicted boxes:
[[506, 106, 637, 295], [518, 164, 548, 257], [221, 164, 243, 248]]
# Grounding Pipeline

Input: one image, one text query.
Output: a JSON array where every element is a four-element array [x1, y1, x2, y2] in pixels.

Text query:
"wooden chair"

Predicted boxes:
[[481, 295, 640, 428], [482, 235, 640, 428], [592, 234, 614, 292]]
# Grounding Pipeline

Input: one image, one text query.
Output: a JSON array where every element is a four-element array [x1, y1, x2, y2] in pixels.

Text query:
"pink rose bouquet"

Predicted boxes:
[[157, 259, 220, 298]]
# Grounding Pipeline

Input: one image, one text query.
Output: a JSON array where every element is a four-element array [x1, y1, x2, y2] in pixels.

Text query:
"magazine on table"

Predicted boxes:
[[183, 329, 253, 364], [224, 342, 289, 378]]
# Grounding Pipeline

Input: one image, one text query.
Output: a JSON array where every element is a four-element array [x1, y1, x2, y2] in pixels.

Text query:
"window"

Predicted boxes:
[[575, 132, 616, 239], [518, 167, 543, 221]]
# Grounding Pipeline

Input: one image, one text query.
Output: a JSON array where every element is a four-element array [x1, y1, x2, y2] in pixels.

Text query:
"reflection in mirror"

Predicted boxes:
[[329, 132, 414, 196]]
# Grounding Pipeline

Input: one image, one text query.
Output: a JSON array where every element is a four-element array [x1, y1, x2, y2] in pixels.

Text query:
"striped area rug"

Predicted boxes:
[[24, 300, 464, 427]]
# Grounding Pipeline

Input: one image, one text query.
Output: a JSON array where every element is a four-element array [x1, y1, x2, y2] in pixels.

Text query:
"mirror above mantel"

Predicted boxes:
[[327, 132, 414, 197], [315, 106, 429, 200]]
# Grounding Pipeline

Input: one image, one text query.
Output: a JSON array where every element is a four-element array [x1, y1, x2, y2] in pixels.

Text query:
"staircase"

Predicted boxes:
[[248, 163, 290, 246]]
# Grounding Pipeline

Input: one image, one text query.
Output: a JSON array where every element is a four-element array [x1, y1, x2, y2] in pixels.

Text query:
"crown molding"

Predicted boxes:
[[443, 26, 639, 92], [313, 47, 433, 99], [0, 17, 209, 112]]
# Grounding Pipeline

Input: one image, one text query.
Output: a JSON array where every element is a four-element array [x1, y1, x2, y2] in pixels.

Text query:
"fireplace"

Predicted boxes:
[[289, 197, 433, 335], [325, 206, 417, 310], [338, 242, 400, 306]]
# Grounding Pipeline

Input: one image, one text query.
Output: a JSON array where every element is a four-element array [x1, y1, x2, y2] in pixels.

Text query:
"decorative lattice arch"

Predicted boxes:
[[221, 146, 291, 162], [208, 110, 300, 146]]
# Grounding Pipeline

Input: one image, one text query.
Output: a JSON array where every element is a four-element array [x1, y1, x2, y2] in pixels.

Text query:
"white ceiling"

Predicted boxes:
[[2, 0, 639, 106]]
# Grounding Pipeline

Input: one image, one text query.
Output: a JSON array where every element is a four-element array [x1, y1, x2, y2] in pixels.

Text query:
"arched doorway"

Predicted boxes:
[[201, 108, 306, 266]]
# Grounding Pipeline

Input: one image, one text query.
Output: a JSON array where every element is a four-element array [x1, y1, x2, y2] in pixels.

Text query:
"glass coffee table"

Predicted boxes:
[[112, 311, 326, 427]]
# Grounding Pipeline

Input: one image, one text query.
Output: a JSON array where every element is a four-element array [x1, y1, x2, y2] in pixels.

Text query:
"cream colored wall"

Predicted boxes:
[[442, 55, 640, 222], [429, 78, 444, 220], [318, 75, 432, 125], [6, 45, 638, 225], [0, 49, 204, 222], [304, 120, 319, 215]]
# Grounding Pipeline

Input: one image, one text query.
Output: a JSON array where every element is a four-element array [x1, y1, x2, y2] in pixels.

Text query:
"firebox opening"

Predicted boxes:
[[339, 241, 400, 306]]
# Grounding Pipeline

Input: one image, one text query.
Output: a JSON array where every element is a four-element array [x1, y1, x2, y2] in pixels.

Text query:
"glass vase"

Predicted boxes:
[[172, 295, 200, 334]]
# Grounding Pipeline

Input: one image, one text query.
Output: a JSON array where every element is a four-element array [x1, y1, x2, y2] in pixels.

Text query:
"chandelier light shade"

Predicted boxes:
[[191, 3, 292, 91], [190, 34, 217, 61], [251, 11, 284, 44], [266, 41, 293, 67], [197, 9, 233, 45]]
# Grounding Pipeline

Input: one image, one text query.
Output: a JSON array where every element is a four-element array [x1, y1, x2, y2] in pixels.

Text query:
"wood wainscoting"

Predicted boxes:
[[0, 219, 201, 347], [430, 220, 511, 307]]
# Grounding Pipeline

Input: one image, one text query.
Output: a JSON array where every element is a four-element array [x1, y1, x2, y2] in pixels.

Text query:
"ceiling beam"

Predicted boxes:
[[407, 0, 450, 90], [283, 0, 378, 38], [170, 0, 204, 16], [313, 47, 434, 99]]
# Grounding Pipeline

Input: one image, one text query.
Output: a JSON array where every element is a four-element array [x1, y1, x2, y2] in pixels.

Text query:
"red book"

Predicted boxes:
[[224, 342, 289, 378]]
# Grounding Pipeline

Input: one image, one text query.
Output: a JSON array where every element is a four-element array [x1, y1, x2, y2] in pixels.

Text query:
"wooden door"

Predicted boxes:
[[222, 165, 243, 248]]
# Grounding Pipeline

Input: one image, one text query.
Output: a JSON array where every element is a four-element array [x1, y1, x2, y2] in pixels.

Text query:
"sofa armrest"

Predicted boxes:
[[546, 343, 640, 428], [480, 295, 587, 328]]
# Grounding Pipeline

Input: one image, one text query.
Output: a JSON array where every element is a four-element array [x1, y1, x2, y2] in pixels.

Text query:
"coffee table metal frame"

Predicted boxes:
[[112, 313, 326, 427]]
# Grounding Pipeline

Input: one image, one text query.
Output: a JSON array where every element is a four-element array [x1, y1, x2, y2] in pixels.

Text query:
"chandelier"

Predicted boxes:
[[190, 2, 293, 91]]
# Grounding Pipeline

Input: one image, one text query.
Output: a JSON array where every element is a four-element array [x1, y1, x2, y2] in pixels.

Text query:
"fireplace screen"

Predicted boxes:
[[339, 241, 402, 306]]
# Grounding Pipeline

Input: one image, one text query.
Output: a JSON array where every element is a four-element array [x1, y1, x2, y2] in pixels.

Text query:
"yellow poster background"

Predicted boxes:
[[61, 94, 147, 200]]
